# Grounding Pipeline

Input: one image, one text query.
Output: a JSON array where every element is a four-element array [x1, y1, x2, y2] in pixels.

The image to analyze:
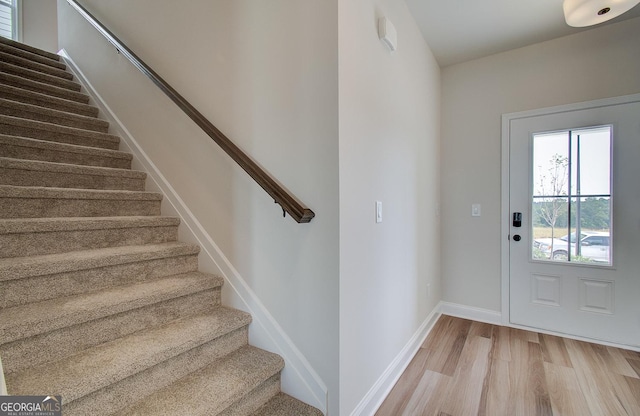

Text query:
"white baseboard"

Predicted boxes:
[[59, 49, 328, 414], [438, 301, 502, 325], [350, 305, 442, 416]]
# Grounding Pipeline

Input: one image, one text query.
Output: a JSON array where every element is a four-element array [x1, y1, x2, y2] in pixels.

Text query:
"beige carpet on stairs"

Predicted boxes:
[[0, 35, 322, 416]]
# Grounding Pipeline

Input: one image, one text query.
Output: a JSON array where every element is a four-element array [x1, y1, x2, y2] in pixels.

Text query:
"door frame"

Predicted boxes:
[[500, 93, 640, 341]]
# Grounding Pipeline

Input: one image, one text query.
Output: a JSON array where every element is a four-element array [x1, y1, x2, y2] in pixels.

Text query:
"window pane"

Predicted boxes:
[[569, 196, 611, 263], [531, 126, 612, 265], [533, 131, 569, 197], [570, 127, 611, 196], [533, 197, 569, 260], [0, 3, 12, 40]]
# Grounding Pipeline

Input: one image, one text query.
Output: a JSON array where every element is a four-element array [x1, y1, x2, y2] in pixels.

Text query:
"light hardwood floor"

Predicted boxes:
[[376, 315, 640, 416]]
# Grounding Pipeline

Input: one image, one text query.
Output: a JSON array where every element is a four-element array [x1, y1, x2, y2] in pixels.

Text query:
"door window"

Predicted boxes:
[[531, 126, 612, 265]]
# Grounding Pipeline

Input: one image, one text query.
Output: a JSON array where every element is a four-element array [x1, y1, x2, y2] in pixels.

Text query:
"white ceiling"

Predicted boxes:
[[404, 0, 640, 67]]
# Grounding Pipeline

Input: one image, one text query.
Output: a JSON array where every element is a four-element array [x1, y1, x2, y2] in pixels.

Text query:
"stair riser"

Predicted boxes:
[[0, 139, 131, 169], [0, 254, 199, 308], [0, 43, 66, 71], [0, 87, 99, 118], [0, 104, 108, 133], [218, 375, 281, 416], [1, 289, 220, 374], [0, 50, 71, 80], [0, 196, 161, 218], [0, 224, 178, 259], [63, 328, 249, 416], [0, 62, 80, 91], [0, 74, 88, 104], [0, 123, 119, 150], [0, 165, 145, 191]]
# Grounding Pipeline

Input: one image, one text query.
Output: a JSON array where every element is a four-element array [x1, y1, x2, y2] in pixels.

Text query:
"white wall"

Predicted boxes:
[[21, 0, 58, 52], [338, 0, 441, 413], [57, 0, 338, 414], [441, 17, 640, 312]]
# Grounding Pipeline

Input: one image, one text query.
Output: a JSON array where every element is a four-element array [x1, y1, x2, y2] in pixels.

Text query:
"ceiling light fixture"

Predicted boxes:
[[563, 0, 640, 26]]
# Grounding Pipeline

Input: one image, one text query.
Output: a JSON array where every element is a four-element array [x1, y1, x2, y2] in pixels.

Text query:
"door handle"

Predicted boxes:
[[513, 234, 521, 242], [513, 212, 522, 227]]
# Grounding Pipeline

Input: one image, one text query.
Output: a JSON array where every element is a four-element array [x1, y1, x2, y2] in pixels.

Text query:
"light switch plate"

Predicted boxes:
[[376, 201, 383, 223], [472, 203, 481, 217]]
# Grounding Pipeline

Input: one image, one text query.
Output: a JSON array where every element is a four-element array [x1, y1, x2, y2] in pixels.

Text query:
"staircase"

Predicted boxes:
[[0, 36, 322, 416]]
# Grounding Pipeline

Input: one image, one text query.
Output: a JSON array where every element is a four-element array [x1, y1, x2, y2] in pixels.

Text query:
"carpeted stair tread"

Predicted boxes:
[[216, 375, 282, 416], [0, 41, 66, 71], [0, 215, 180, 234], [0, 60, 80, 91], [0, 72, 89, 103], [0, 134, 131, 168], [0, 35, 61, 62], [0, 184, 161, 200], [0, 249, 200, 310], [0, 287, 220, 375], [0, 115, 119, 150], [0, 156, 146, 191], [0, 185, 163, 218], [0, 184, 161, 201], [251, 393, 324, 416], [0, 99, 109, 133], [1, 272, 222, 375], [0, 156, 140, 177], [0, 51, 71, 81], [0, 216, 181, 258], [0, 241, 199, 282], [6, 308, 251, 403], [0, 271, 222, 345], [114, 345, 284, 416], [0, 84, 99, 117], [0, 184, 160, 198]]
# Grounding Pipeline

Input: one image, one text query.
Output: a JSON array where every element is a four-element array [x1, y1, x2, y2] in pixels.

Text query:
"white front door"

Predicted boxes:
[[506, 95, 640, 348]]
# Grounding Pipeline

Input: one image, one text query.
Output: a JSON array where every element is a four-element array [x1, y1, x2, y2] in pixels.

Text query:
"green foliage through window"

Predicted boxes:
[[533, 197, 610, 230]]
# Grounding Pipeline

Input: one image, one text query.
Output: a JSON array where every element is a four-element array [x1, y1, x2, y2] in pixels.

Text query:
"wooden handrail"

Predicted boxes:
[[66, 0, 315, 223]]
